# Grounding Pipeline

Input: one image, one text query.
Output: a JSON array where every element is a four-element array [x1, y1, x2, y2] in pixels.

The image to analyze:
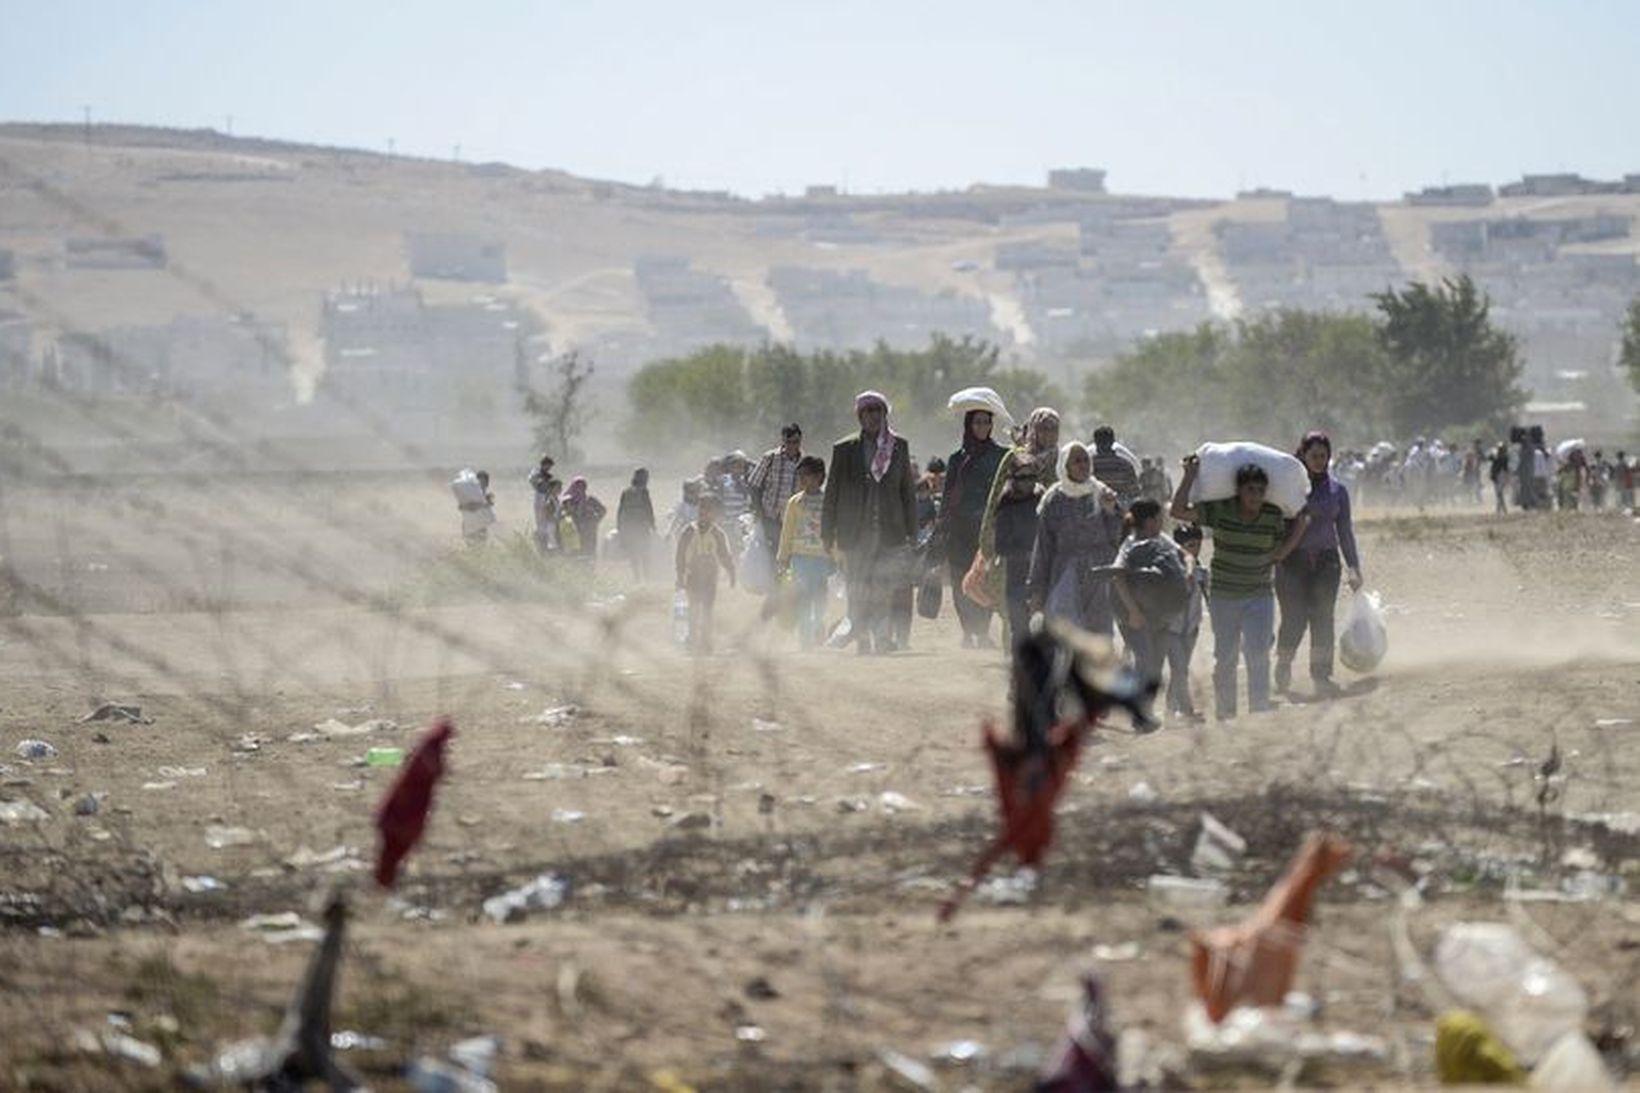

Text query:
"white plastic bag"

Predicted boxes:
[[1188, 442, 1309, 517], [450, 468, 488, 507], [1434, 923, 1588, 1066], [1338, 590, 1387, 673], [946, 386, 1014, 432]]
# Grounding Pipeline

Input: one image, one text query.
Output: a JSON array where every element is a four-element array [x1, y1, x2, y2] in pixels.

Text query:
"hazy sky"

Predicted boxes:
[[5, 0, 1638, 200]]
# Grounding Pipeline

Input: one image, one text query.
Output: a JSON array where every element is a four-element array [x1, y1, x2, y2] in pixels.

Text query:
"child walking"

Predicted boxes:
[[776, 456, 833, 649], [1112, 499, 1186, 711], [674, 493, 736, 655], [1163, 523, 1208, 722]]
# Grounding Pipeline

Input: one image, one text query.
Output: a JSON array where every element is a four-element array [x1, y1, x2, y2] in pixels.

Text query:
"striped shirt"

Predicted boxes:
[[749, 449, 803, 522], [1198, 498, 1286, 599]]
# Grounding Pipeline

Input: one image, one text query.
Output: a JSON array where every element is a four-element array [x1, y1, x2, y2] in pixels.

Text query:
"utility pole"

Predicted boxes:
[[82, 105, 91, 144]]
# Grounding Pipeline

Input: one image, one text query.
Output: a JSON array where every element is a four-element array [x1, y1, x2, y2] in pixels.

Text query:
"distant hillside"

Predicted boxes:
[[2, 122, 1637, 455]]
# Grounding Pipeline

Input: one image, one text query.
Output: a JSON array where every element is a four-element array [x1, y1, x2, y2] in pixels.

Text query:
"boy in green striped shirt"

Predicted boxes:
[[1171, 457, 1309, 719]]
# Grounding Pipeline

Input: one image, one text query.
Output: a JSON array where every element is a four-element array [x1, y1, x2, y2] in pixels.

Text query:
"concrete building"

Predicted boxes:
[[1047, 168, 1108, 194], [633, 256, 765, 355], [405, 232, 507, 283], [767, 266, 994, 352]]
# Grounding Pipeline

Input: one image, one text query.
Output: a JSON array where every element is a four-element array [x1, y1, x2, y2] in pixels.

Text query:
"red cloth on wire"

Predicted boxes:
[[373, 717, 454, 889]]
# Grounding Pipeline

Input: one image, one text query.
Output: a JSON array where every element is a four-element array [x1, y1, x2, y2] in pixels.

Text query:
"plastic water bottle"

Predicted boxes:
[[672, 590, 690, 645], [1434, 923, 1587, 1065]]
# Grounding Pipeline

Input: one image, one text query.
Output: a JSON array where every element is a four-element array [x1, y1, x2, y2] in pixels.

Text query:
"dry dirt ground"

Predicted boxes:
[[1, 488, 1638, 1090]]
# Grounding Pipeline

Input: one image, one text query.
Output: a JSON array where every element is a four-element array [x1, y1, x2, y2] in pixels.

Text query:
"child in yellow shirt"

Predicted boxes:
[[775, 456, 832, 649]]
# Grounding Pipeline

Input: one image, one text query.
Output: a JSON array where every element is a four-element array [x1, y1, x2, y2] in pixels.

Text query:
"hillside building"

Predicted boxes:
[[405, 232, 507, 283]]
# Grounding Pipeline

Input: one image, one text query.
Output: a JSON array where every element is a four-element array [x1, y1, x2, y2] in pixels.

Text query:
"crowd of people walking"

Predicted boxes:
[[452, 389, 1629, 726]]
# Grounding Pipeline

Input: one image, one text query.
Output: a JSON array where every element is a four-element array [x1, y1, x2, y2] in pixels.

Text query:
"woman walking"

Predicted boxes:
[[1274, 432, 1362, 698], [973, 407, 1062, 644], [617, 468, 658, 581], [1028, 441, 1122, 635], [941, 394, 1010, 647], [560, 477, 607, 562]]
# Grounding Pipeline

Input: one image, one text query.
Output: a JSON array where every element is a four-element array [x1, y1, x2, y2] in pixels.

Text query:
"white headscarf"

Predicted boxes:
[[1039, 441, 1106, 513]]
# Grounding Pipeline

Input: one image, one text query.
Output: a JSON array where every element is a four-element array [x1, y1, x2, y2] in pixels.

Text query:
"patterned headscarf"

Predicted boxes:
[[855, 390, 896, 482], [560, 476, 588, 504], [1023, 407, 1061, 455]]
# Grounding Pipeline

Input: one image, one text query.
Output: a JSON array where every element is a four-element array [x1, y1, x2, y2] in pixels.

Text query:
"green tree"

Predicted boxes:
[[1621, 295, 1640, 394], [1370, 275, 1526, 437], [520, 350, 595, 461]]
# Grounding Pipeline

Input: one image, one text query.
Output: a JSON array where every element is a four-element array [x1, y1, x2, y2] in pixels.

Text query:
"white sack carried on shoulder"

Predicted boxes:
[[946, 386, 1014, 432], [1187, 441, 1309, 518], [1554, 438, 1585, 460], [451, 468, 488, 507]]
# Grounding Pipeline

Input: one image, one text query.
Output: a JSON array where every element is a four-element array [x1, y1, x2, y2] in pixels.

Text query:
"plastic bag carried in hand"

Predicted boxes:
[[1338, 590, 1387, 673], [1188, 442, 1310, 517], [1433, 923, 1588, 1066]]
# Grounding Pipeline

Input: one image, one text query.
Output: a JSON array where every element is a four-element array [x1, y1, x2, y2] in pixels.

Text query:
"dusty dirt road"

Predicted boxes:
[[1, 496, 1637, 1089]]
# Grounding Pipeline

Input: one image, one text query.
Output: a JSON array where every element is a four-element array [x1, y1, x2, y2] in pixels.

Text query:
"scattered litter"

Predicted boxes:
[[141, 781, 177, 792], [1560, 847, 1600, 870], [551, 808, 586, 824], [483, 873, 571, 924], [232, 733, 264, 753], [1434, 922, 1588, 1064], [1593, 718, 1633, 728], [734, 1024, 766, 1044], [1127, 781, 1159, 803], [1190, 812, 1248, 876], [238, 912, 323, 945], [407, 1055, 499, 1093], [364, 746, 404, 767], [330, 1030, 387, 1052], [1435, 1010, 1525, 1084], [521, 704, 580, 727], [744, 976, 779, 1000], [181, 875, 227, 894], [595, 735, 645, 747], [1100, 754, 1129, 771], [1191, 833, 1352, 1021], [1531, 1029, 1617, 1090], [449, 1035, 500, 1078], [651, 805, 674, 818], [938, 784, 988, 798], [283, 845, 363, 871], [848, 762, 884, 774], [81, 703, 153, 725], [975, 869, 1038, 906], [834, 796, 869, 814], [931, 1039, 987, 1064], [73, 1027, 161, 1067], [1147, 874, 1227, 910], [332, 780, 364, 792], [751, 718, 783, 733], [0, 799, 51, 825], [669, 811, 712, 832], [1039, 971, 1117, 1089], [879, 791, 919, 813], [157, 765, 207, 779], [877, 1047, 936, 1090], [204, 824, 257, 850], [15, 740, 56, 760], [72, 793, 101, 817], [1092, 942, 1142, 962], [503, 681, 527, 691], [1184, 1002, 1388, 1074]]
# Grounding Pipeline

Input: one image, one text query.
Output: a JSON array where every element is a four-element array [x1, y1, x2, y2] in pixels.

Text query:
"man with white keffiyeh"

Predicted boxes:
[[821, 390, 918, 655]]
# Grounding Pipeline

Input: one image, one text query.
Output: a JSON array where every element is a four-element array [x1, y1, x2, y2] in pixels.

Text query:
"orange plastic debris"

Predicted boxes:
[[1189, 832, 1353, 1023]]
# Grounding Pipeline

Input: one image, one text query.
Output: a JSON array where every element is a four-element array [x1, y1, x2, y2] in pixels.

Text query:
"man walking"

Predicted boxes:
[[822, 392, 917, 655], [748, 423, 804, 561]]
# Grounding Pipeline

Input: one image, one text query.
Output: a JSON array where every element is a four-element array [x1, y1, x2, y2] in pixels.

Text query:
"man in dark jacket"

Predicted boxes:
[[822, 390, 917, 655]]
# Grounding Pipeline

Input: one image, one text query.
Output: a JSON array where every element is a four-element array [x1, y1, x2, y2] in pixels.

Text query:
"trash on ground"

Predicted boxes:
[[0, 799, 52, 825], [877, 1047, 936, 1090], [238, 911, 324, 945], [72, 792, 101, 816], [483, 873, 571, 924], [1433, 922, 1588, 1065], [1127, 781, 1159, 803], [312, 717, 399, 739], [156, 765, 206, 779], [932, 1039, 987, 1065], [1038, 970, 1118, 1090], [744, 976, 779, 1000], [669, 811, 712, 831], [734, 1024, 766, 1043], [204, 824, 258, 849], [521, 704, 579, 727], [80, 703, 153, 725], [1147, 875, 1228, 910], [551, 808, 586, 824], [751, 718, 783, 733], [330, 1030, 388, 1052], [181, 875, 227, 894], [141, 781, 177, 792], [15, 740, 56, 760], [834, 796, 869, 814], [73, 1027, 162, 1067], [232, 733, 264, 753], [1191, 832, 1353, 1022], [1529, 1029, 1616, 1090], [879, 791, 919, 813], [1434, 1010, 1525, 1084], [975, 869, 1039, 906], [284, 845, 364, 872], [1184, 1001, 1387, 1075], [848, 761, 885, 774], [1191, 812, 1248, 876], [1593, 718, 1633, 728], [1091, 942, 1142, 962]]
